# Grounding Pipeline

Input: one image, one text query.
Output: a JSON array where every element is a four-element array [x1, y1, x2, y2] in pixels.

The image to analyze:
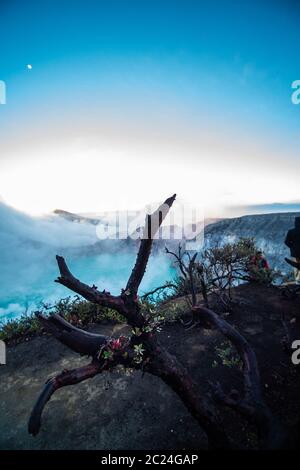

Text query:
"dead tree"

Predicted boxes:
[[164, 245, 205, 326], [28, 195, 298, 449]]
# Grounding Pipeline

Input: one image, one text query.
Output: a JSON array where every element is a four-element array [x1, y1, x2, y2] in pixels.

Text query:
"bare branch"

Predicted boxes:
[[165, 245, 188, 278], [193, 305, 263, 402], [148, 347, 230, 449], [55, 255, 126, 314], [36, 313, 109, 356], [141, 282, 177, 300], [126, 194, 176, 295], [192, 305, 285, 448], [188, 252, 198, 306], [28, 361, 102, 436]]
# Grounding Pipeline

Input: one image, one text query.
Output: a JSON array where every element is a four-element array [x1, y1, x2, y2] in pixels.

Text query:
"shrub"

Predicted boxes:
[[165, 238, 277, 308], [0, 296, 126, 344], [213, 341, 242, 369]]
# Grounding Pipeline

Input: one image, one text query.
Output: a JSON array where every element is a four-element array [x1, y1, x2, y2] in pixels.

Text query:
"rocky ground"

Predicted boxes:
[[0, 283, 299, 450]]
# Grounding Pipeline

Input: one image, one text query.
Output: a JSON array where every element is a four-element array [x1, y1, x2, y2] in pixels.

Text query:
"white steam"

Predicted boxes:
[[0, 203, 174, 322]]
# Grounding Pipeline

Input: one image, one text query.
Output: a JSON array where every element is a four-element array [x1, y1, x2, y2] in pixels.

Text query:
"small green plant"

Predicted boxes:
[[0, 314, 41, 342], [133, 343, 145, 364], [0, 296, 126, 344], [103, 350, 114, 361], [214, 341, 242, 369], [158, 300, 188, 323]]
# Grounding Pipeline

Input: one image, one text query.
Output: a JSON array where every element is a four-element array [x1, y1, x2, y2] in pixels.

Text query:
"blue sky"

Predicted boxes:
[[0, 0, 299, 216]]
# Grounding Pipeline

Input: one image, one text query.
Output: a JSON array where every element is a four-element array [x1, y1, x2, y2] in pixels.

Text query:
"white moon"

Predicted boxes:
[[27, 64, 32, 70]]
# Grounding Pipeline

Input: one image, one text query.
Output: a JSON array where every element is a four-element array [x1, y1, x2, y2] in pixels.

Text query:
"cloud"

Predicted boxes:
[[0, 201, 98, 247], [0, 202, 174, 322]]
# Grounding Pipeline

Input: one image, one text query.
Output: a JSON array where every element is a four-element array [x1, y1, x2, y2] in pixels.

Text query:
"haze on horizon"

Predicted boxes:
[[0, 0, 300, 218]]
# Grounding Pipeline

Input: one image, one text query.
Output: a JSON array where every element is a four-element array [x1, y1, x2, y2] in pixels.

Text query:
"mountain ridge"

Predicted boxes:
[[204, 211, 300, 272]]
